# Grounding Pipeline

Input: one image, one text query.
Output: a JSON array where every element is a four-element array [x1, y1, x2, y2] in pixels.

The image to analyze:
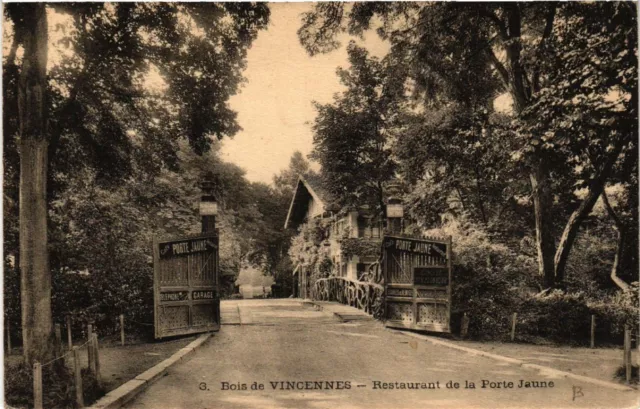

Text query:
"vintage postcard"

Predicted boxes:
[[3, 2, 639, 408]]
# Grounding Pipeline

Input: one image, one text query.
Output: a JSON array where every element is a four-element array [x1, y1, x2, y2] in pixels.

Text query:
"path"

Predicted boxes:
[[124, 299, 639, 409]]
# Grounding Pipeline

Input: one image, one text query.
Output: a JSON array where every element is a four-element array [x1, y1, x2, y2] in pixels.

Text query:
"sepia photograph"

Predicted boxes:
[[2, 1, 639, 408]]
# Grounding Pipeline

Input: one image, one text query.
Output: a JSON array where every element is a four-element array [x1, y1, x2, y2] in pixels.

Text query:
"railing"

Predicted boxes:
[[311, 277, 384, 319]]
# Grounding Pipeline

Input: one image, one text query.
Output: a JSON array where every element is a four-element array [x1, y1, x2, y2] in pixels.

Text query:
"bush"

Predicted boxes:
[[339, 237, 381, 260], [462, 288, 638, 346], [589, 287, 639, 343], [515, 283, 638, 345], [423, 216, 538, 340], [317, 257, 333, 277], [420, 216, 639, 345], [80, 367, 106, 405], [614, 365, 639, 384], [452, 264, 520, 340], [50, 266, 155, 342], [5, 361, 105, 409], [288, 218, 333, 281], [517, 291, 593, 344], [5, 244, 155, 345]]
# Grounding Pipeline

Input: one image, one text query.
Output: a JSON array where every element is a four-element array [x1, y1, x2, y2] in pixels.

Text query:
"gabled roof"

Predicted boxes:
[[300, 173, 330, 204], [284, 175, 329, 229]]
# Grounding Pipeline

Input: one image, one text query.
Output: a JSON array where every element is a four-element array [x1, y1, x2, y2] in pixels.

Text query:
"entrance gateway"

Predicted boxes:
[[153, 232, 220, 338], [382, 235, 452, 332]]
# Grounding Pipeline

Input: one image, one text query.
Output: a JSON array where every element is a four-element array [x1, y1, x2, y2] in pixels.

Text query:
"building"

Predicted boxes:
[[284, 175, 383, 298]]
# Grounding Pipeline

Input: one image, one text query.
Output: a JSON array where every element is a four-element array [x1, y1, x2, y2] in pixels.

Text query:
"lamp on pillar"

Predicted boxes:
[[385, 180, 404, 235], [386, 198, 404, 235], [200, 178, 218, 234]]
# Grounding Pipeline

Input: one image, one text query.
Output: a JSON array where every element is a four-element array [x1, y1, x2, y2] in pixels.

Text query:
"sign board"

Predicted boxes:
[[387, 237, 446, 256], [386, 204, 404, 218], [153, 232, 220, 338], [158, 237, 217, 259], [199, 201, 218, 216], [382, 235, 452, 333], [413, 266, 449, 286]]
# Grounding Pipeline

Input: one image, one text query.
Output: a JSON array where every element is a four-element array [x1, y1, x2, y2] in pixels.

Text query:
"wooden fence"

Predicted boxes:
[[462, 312, 638, 383], [7, 314, 153, 409], [311, 277, 384, 318], [31, 328, 101, 409]]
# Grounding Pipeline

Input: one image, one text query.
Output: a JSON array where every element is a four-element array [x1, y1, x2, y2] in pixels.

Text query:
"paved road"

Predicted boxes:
[[125, 299, 638, 409]]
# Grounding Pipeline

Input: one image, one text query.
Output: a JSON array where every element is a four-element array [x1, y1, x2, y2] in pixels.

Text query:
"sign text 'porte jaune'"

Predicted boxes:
[[153, 233, 220, 338], [383, 235, 452, 333]]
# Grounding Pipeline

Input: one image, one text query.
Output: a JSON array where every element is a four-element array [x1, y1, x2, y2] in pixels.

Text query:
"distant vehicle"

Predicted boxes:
[[239, 284, 273, 299]]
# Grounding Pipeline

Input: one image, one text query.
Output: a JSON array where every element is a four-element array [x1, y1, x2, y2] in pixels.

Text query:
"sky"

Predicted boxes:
[[220, 3, 390, 185], [1, 4, 513, 186], [2, 4, 511, 186], [2, 4, 387, 185]]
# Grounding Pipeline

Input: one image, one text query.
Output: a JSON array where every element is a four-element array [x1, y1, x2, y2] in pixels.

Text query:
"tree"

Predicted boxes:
[[267, 151, 320, 294], [273, 151, 314, 195], [4, 2, 269, 364], [7, 3, 52, 365], [298, 2, 637, 289], [310, 43, 403, 215], [245, 182, 290, 270], [517, 2, 637, 286], [601, 189, 633, 292], [397, 106, 529, 236]]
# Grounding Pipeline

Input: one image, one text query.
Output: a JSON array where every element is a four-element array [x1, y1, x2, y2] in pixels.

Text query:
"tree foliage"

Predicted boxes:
[[4, 3, 270, 200], [263, 151, 321, 293], [299, 2, 638, 290], [3, 2, 270, 363], [310, 43, 403, 215], [273, 150, 316, 196], [288, 217, 333, 281]]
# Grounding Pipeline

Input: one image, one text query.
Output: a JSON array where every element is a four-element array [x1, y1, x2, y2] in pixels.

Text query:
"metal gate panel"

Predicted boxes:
[[383, 235, 452, 332], [153, 233, 220, 339]]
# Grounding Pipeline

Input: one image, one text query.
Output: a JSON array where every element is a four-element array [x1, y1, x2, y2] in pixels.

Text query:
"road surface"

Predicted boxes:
[[124, 299, 638, 409]]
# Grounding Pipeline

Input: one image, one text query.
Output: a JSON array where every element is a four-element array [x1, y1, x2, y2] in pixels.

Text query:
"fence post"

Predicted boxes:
[[510, 313, 517, 342], [6, 319, 11, 355], [461, 313, 469, 339], [55, 323, 62, 357], [590, 315, 595, 348], [73, 346, 84, 408], [33, 362, 43, 409], [89, 342, 96, 374], [93, 334, 101, 385], [87, 324, 94, 372], [637, 329, 640, 367], [120, 314, 125, 346], [365, 288, 370, 314], [624, 328, 632, 384], [66, 315, 72, 350]]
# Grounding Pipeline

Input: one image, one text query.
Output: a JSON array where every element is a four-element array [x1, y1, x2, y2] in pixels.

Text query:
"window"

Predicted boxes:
[[333, 218, 347, 237], [357, 216, 382, 239], [357, 263, 373, 280]]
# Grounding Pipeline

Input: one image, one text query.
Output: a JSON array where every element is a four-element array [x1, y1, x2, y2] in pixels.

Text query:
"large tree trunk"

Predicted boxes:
[[553, 135, 627, 285], [552, 187, 602, 286], [17, 3, 55, 365], [500, 4, 557, 289], [20, 139, 54, 365], [601, 191, 630, 292], [529, 164, 556, 288]]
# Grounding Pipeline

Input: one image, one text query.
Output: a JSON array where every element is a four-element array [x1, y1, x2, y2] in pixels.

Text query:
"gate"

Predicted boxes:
[[382, 235, 452, 332], [153, 232, 220, 338]]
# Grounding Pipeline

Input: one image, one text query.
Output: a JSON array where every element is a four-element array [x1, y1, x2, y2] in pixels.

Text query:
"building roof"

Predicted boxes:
[[300, 173, 331, 204], [284, 174, 331, 229]]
